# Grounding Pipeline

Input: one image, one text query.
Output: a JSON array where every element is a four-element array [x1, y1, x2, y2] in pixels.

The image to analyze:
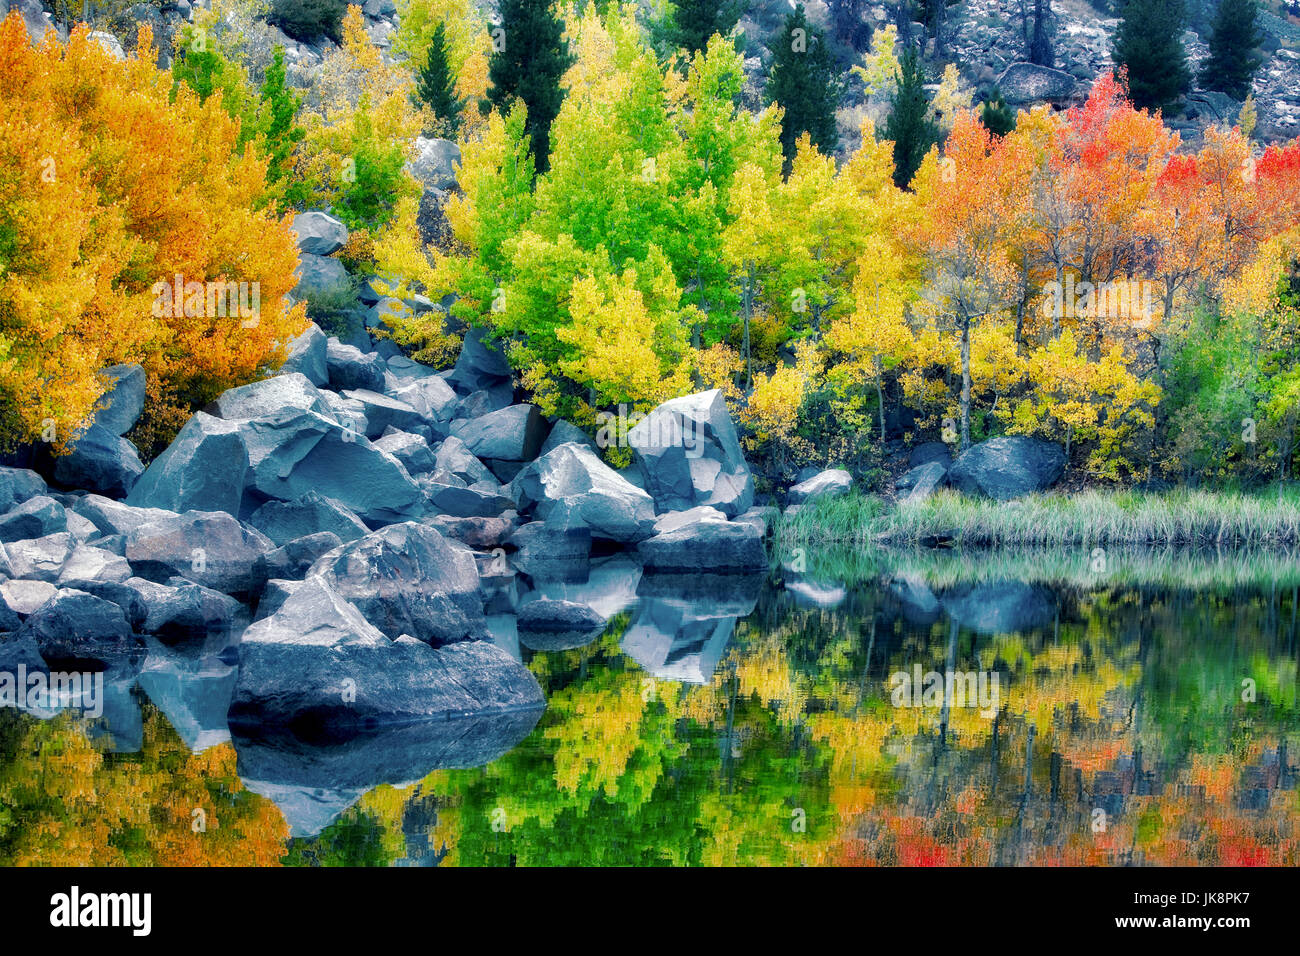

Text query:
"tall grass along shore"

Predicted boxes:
[[777, 487, 1300, 549]]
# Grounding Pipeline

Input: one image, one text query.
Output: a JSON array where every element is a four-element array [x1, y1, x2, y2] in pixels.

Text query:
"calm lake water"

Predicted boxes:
[[2, 547, 1298, 866]]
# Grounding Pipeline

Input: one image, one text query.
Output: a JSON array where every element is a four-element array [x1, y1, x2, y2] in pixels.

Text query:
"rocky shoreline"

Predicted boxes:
[[0, 214, 786, 755]]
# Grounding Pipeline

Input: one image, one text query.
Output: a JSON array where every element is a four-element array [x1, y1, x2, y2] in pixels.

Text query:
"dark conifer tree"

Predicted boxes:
[[886, 44, 938, 189], [416, 21, 465, 135], [1111, 0, 1192, 113], [487, 0, 574, 173], [1199, 0, 1264, 100], [766, 4, 841, 170], [673, 0, 743, 57]]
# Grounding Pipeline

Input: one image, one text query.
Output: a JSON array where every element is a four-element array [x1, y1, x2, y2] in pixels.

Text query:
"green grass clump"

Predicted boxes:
[[778, 486, 1300, 550]]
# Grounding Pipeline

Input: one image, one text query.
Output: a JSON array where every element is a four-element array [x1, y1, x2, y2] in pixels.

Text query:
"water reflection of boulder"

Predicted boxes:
[[233, 708, 542, 838], [888, 574, 943, 627], [137, 639, 238, 753], [621, 572, 763, 684], [940, 581, 1056, 635], [784, 577, 848, 609], [514, 554, 641, 652]]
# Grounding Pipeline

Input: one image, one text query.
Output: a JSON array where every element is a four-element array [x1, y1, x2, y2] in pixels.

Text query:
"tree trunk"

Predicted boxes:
[[960, 315, 972, 452]]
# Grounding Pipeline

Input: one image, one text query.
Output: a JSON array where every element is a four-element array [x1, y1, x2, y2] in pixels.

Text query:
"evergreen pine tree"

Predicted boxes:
[[1199, 0, 1263, 100], [885, 44, 938, 189], [417, 21, 465, 135], [487, 0, 574, 173], [979, 87, 1016, 136], [766, 4, 841, 169], [674, 0, 742, 57], [1111, 0, 1191, 113]]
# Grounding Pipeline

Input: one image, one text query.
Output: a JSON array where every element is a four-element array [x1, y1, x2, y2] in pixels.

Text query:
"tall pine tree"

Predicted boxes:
[[487, 0, 574, 173], [417, 21, 465, 135], [1111, 0, 1191, 113], [885, 44, 938, 189], [766, 4, 840, 170], [1199, 0, 1263, 100], [673, 0, 742, 57]]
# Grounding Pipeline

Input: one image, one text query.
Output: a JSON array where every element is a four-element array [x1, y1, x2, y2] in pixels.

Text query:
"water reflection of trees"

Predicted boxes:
[[1, 570, 1297, 866]]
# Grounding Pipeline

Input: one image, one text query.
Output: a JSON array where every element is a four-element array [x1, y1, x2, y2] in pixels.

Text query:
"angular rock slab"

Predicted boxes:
[[128, 412, 248, 516], [629, 389, 754, 518], [125, 511, 273, 596], [238, 408, 424, 525], [513, 442, 656, 543], [52, 424, 144, 498], [308, 522, 487, 645], [228, 577, 542, 734]]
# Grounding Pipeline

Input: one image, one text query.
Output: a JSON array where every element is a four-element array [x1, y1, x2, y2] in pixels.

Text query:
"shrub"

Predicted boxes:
[[0, 15, 307, 453]]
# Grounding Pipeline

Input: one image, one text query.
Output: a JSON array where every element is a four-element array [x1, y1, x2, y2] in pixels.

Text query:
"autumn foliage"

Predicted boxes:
[[0, 13, 306, 453]]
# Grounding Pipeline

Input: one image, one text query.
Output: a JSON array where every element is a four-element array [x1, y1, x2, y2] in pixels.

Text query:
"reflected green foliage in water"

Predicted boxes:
[[3, 551, 1300, 866]]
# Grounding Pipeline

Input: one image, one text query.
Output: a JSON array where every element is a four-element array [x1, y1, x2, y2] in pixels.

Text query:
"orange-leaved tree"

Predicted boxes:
[[0, 14, 307, 455]]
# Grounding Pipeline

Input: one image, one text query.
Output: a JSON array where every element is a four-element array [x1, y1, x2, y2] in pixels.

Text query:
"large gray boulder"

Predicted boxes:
[[505, 522, 591, 578], [629, 390, 754, 518], [636, 510, 767, 573], [433, 435, 493, 484], [513, 442, 656, 543], [129, 576, 248, 639], [0, 495, 66, 543], [947, 436, 1066, 500], [247, 491, 369, 546], [255, 531, 344, 582], [340, 388, 423, 437], [280, 323, 329, 386], [786, 468, 852, 506], [52, 424, 144, 497], [227, 577, 542, 730], [127, 412, 248, 516], [452, 404, 547, 462], [421, 478, 516, 518], [125, 511, 273, 596], [56, 544, 133, 589], [0, 578, 56, 617], [237, 408, 424, 525], [293, 253, 351, 300], [998, 62, 1077, 104], [448, 325, 512, 394], [326, 340, 386, 392], [308, 522, 486, 645], [20, 588, 137, 665], [73, 495, 175, 538], [896, 460, 947, 503], [93, 364, 146, 436], [212, 372, 335, 421], [392, 376, 458, 423], [372, 430, 436, 475], [0, 467, 47, 513], [539, 420, 597, 457], [5, 533, 75, 582], [291, 211, 348, 256], [407, 136, 461, 192]]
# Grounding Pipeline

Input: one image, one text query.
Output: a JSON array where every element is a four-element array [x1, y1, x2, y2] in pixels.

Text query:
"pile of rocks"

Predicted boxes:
[[0, 212, 774, 743]]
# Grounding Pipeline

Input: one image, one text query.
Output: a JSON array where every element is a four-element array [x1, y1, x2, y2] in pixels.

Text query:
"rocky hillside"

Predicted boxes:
[[6, 0, 1296, 147]]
